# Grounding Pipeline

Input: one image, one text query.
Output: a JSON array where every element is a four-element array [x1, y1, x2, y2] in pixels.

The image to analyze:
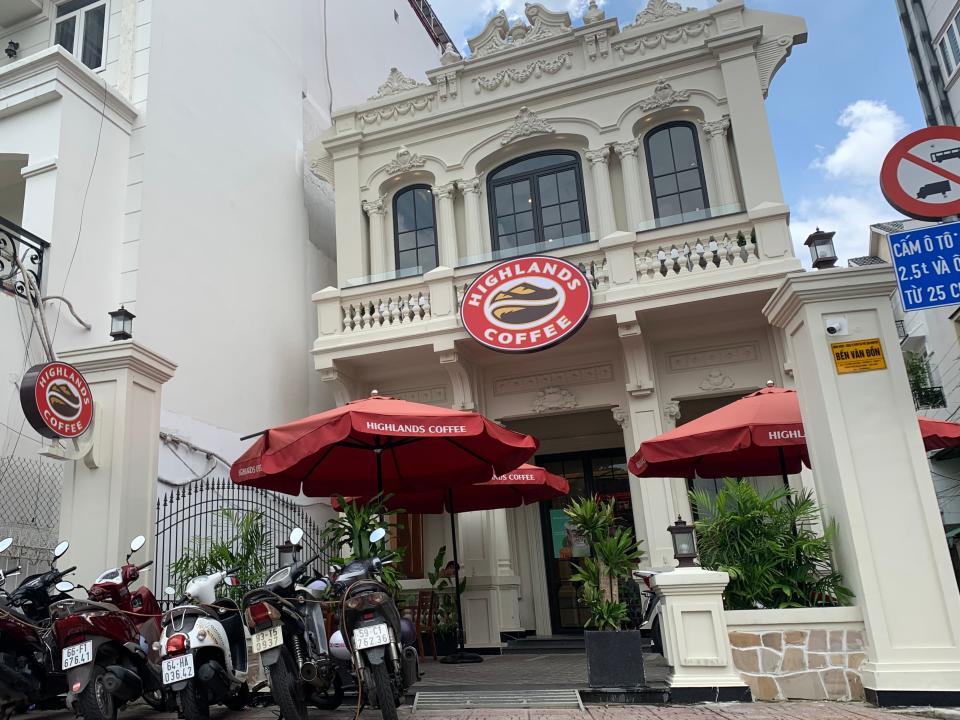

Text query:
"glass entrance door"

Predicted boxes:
[[537, 448, 632, 633]]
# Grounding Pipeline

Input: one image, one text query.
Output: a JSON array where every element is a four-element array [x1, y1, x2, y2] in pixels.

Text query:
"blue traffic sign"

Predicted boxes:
[[888, 220, 960, 311]]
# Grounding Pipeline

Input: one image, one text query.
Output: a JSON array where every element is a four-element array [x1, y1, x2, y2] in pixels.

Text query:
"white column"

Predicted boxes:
[[585, 147, 617, 239], [361, 196, 388, 278], [431, 182, 458, 268], [764, 266, 960, 706], [459, 176, 485, 261], [613, 140, 644, 232], [56, 341, 176, 585], [700, 116, 738, 209]]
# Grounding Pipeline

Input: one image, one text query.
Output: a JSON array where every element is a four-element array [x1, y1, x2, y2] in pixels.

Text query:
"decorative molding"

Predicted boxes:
[[663, 400, 681, 424], [611, 407, 629, 429], [631, 79, 691, 112], [381, 385, 448, 406], [21, 157, 58, 179], [584, 29, 610, 61], [699, 116, 731, 138], [435, 71, 459, 101], [431, 181, 457, 200], [668, 343, 759, 372], [501, 106, 554, 145], [585, 146, 611, 164], [757, 35, 794, 92], [629, 0, 697, 28], [532, 386, 577, 413], [440, 42, 461, 66], [459, 176, 482, 194], [493, 363, 614, 395], [614, 19, 713, 58], [699, 370, 735, 392], [369, 67, 426, 99], [438, 350, 476, 410], [318, 367, 356, 406], [583, 0, 605, 24], [466, 3, 572, 59], [361, 195, 386, 216], [360, 94, 434, 125], [613, 139, 640, 158], [384, 146, 426, 176], [473, 52, 573, 93]]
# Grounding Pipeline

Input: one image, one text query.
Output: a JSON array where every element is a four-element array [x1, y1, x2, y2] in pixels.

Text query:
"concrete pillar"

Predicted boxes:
[[333, 149, 363, 285], [613, 140, 644, 231], [652, 567, 749, 701], [361, 196, 388, 278], [699, 117, 738, 209], [460, 177, 485, 261], [432, 182, 458, 269], [56, 341, 176, 586], [585, 147, 616, 238], [764, 266, 960, 706]]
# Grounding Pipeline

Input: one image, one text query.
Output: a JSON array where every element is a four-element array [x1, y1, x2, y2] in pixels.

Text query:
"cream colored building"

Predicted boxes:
[[310, 0, 807, 646]]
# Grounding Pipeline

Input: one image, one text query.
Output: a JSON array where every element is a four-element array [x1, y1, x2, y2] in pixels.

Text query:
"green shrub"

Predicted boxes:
[[690, 479, 852, 610]]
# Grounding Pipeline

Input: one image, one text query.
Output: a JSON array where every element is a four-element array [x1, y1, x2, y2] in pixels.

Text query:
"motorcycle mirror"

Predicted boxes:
[[369, 527, 387, 544], [129, 535, 146, 553], [224, 576, 240, 587], [55, 580, 75, 593], [0, 538, 12, 553], [164, 586, 176, 597], [53, 540, 69, 559], [289, 528, 304, 546]]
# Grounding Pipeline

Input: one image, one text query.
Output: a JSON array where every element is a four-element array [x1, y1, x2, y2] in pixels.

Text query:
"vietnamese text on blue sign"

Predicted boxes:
[[888, 221, 960, 311]]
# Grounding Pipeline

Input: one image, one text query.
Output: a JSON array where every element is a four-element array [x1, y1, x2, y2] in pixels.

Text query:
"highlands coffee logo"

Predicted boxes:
[[20, 362, 93, 439], [461, 256, 592, 352]]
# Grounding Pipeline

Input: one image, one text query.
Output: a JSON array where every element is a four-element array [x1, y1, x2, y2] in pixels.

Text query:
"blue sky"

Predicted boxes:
[[429, 0, 925, 261]]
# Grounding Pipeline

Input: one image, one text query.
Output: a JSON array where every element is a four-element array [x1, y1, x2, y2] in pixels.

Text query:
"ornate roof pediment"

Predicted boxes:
[[466, 3, 572, 60], [369, 67, 427, 100], [627, 0, 699, 29]]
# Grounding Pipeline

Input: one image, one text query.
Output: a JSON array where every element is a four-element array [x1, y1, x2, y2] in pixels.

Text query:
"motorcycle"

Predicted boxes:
[[241, 528, 342, 720], [50, 535, 170, 720], [332, 527, 419, 720], [159, 567, 260, 718], [0, 537, 76, 719]]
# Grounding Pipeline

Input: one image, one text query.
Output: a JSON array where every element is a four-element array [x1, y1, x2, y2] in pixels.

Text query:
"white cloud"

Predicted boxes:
[[790, 192, 893, 264], [811, 100, 907, 184]]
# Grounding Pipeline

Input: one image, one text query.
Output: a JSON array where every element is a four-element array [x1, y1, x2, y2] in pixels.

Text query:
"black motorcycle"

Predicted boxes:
[[0, 538, 76, 719], [332, 528, 419, 720]]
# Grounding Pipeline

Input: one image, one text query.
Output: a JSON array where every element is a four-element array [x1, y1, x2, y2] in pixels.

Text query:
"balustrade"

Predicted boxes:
[[634, 228, 758, 281], [341, 289, 431, 332]]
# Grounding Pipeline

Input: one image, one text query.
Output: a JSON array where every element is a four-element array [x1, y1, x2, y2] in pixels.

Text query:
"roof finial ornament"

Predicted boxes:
[[440, 42, 460, 66], [583, 0, 605, 24]]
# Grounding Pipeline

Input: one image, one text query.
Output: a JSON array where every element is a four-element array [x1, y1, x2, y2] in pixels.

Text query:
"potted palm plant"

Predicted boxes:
[[427, 546, 463, 656], [565, 495, 646, 688]]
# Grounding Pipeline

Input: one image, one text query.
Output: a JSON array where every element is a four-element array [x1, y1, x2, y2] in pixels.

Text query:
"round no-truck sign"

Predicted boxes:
[[881, 126, 960, 221]]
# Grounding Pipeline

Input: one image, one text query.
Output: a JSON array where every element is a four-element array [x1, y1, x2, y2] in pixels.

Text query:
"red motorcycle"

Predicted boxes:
[[50, 536, 169, 720]]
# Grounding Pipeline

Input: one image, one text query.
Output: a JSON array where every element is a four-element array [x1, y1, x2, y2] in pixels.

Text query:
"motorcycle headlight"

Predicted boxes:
[[345, 597, 362, 610]]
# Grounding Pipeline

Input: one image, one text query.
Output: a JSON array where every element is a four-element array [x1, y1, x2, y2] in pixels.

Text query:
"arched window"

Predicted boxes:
[[644, 122, 709, 223], [487, 151, 588, 252], [393, 185, 438, 274]]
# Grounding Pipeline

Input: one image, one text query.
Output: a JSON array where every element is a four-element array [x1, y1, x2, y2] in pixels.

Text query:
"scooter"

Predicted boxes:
[[332, 528, 419, 720], [159, 567, 260, 718], [0, 538, 76, 719], [50, 535, 170, 720], [633, 568, 663, 654], [241, 528, 342, 720]]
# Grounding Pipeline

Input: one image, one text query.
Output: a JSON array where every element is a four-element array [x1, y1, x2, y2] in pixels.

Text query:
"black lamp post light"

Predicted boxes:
[[108, 306, 135, 341], [668, 516, 698, 568], [804, 227, 838, 270]]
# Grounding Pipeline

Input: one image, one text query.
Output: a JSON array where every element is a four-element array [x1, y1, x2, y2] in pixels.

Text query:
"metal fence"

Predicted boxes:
[[154, 477, 330, 600], [0, 455, 64, 578]]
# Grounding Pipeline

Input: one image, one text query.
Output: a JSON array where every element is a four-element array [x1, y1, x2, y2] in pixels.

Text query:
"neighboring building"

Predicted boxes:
[[313, 0, 807, 645], [0, 1, 444, 537], [896, 0, 958, 125]]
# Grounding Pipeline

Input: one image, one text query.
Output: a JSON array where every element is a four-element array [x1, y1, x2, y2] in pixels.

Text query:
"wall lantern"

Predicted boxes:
[[108, 305, 135, 341], [276, 541, 301, 567], [668, 516, 698, 568], [804, 227, 838, 270], [5, 41, 19, 60]]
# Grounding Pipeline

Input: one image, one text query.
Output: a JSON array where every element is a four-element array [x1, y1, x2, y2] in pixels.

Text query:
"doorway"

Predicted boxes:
[[536, 448, 631, 634]]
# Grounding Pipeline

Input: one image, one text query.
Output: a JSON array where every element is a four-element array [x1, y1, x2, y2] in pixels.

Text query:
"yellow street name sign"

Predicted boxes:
[[831, 338, 886, 375]]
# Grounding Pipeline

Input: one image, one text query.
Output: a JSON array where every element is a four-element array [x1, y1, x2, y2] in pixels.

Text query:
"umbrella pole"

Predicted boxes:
[[440, 489, 482, 664], [777, 446, 789, 489]]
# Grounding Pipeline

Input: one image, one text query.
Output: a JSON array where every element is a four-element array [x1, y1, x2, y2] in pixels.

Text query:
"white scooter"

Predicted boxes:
[[159, 569, 262, 719]]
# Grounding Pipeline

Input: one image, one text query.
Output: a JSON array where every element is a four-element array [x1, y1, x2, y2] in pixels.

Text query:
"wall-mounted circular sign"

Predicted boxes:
[[19, 362, 93, 439], [460, 255, 592, 353], [880, 125, 960, 221]]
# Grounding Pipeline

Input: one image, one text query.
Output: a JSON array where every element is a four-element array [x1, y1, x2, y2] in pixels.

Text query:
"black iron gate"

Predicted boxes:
[[154, 477, 329, 599]]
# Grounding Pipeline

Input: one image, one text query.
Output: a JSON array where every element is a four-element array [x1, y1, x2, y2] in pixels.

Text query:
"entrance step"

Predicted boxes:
[[503, 635, 585, 654], [414, 689, 584, 710]]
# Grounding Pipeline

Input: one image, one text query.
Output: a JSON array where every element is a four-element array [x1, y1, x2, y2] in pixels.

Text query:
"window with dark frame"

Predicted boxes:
[[644, 122, 710, 223], [55, 0, 107, 71], [487, 151, 589, 252], [393, 185, 438, 274]]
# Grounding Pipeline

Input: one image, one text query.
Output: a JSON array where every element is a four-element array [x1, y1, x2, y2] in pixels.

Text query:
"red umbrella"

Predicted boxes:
[[629, 384, 960, 480], [230, 393, 538, 497], [333, 464, 569, 664]]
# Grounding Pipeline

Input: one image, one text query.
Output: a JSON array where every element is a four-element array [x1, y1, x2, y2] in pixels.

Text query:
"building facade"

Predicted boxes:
[[896, 0, 959, 125], [313, 0, 808, 644]]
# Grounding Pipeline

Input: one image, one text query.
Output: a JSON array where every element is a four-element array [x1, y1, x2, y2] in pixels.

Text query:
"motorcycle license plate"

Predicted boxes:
[[162, 654, 194, 685], [62, 641, 93, 670], [251, 625, 283, 654], [353, 623, 390, 650]]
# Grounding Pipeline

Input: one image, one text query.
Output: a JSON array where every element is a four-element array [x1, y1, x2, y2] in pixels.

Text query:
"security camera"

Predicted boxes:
[[824, 315, 848, 337], [826, 322, 840, 335]]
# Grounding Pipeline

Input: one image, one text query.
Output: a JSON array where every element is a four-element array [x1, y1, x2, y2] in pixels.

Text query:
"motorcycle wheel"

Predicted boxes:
[[179, 680, 209, 720], [312, 673, 343, 711], [142, 688, 168, 711], [76, 664, 117, 720], [369, 662, 398, 720], [223, 683, 251, 711], [266, 647, 307, 720]]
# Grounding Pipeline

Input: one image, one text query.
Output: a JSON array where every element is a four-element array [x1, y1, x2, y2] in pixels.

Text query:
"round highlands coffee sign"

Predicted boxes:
[[460, 256, 591, 353], [20, 362, 93, 439]]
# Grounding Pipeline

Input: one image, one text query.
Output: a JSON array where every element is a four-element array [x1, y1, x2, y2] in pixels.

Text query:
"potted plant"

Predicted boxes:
[[565, 495, 646, 688], [427, 545, 463, 656]]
